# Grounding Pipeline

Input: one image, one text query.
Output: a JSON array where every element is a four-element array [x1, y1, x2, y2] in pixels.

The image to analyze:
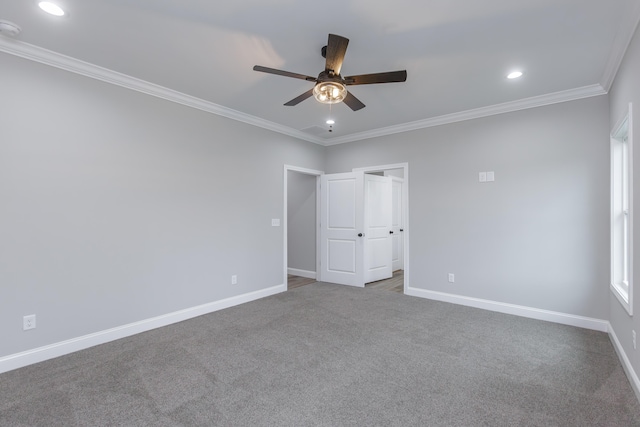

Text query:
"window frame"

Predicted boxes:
[[611, 103, 634, 315]]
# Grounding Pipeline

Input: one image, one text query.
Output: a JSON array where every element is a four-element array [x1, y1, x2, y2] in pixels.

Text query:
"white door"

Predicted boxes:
[[364, 174, 393, 283], [319, 172, 364, 287], [391, 177, 404, 271]]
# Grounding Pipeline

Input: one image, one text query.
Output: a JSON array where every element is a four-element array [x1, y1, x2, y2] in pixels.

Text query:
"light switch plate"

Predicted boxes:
[[487, 171, 495, 182], [271, 219, 280, 227], [479, 172, 487, 182]]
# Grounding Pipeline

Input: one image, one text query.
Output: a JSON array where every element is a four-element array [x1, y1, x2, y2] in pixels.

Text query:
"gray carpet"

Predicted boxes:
[[1, 282, 639, 426]]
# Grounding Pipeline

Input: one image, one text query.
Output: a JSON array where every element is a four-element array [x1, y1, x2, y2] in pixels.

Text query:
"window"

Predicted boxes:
[[611, 103, 633, 315]]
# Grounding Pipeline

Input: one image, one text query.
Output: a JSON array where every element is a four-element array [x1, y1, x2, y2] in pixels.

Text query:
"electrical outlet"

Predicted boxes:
[[231, 275, 237, 285], [448, 273, 455, 283], [23, 314, 36, 331], [633, 330, 637, 350], [478, 172, 487, 182]]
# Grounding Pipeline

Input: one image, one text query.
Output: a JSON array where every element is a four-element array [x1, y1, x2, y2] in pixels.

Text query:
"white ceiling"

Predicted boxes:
[[2, 0, 640, 145]]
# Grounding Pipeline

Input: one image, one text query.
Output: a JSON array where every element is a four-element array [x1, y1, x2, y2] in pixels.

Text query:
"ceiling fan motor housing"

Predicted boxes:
[[317, 71, 342, 83]]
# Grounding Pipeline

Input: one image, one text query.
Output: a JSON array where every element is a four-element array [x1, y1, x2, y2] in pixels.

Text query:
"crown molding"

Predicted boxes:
[[0, 37, 608, 147], [323, 84, 607, 146], [600, 1, 640, 92], [0, 37, 325, 145]]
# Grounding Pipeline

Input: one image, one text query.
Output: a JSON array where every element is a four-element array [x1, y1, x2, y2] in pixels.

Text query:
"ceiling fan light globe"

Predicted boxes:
[[313, 81, 347, 105]]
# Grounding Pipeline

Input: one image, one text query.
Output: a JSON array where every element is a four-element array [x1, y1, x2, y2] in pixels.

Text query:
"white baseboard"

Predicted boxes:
[[405, 287, 609, 332], [0, 284, 286, 374], [608, 324, 640, 403], [287, 268, 316, 279]]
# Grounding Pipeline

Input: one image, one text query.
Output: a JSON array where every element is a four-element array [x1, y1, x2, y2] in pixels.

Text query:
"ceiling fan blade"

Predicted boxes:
[[344, 70, 407, 85], [284, 89, 315, 106], [325, 34, 349, 76], [343, 92, 365, 111], [253, 65, 317, 82]]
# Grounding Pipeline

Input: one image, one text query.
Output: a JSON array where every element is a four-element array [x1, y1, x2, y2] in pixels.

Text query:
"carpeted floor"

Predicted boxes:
[[1, 282, 639, 426]]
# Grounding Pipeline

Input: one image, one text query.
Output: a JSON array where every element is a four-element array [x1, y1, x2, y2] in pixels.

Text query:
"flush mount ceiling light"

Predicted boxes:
[[0, 20, 22, 37], [507, 71, 523, 79], [38, 2, 65, 16], [326, 119, 335, 125]]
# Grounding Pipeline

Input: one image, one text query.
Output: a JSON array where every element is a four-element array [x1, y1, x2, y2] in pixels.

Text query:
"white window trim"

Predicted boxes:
[[611, 103, 634, 316]]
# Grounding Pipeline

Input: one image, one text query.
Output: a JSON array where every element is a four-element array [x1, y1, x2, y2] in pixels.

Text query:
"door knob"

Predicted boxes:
[[389, 231, 394, 234], [358, 233, 364, 237], [400, 229, 404, 232]]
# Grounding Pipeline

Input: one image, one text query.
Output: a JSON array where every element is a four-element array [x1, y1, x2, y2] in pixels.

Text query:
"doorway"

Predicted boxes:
[[283, 163, 409, 293], [315, 163, 409, 292], [356, 163, 408, 293], [283, 165, 322, 289]]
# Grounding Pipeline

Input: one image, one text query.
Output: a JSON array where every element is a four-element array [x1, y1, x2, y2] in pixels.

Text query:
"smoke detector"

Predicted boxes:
[[0, 20, 21, 38]]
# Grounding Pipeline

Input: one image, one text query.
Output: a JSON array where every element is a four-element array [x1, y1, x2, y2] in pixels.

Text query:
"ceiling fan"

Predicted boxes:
[[253, 34, 407, 111]]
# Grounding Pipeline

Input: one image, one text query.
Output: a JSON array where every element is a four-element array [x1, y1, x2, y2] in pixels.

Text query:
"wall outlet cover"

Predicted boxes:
[[23, 314, 36, 330]]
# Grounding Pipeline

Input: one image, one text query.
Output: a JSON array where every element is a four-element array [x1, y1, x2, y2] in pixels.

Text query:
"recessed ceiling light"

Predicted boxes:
[[507, 71, 523, 79], [326, 119, 335, 125], [38, 2, 65, 16]]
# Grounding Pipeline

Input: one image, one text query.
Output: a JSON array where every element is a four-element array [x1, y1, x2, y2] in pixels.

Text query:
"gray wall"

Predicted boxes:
[[0, 43, 618, 364], [609, 23, 640, 381], [287, 171, 317, 273], [0, 53, 324, 357], [326, 96, 611, 319]]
